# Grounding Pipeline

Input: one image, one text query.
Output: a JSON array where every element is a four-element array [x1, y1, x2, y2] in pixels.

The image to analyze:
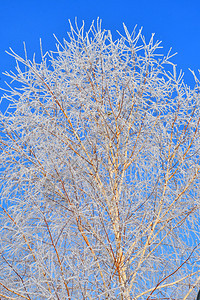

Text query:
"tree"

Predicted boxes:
[[0, 19, 199, 300]]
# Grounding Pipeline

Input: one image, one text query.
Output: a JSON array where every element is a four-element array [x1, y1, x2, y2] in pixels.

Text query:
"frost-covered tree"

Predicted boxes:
[[0, 20, 200, 300]]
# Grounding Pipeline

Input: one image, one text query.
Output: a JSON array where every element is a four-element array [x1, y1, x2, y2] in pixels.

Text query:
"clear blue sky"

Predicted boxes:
[[0, 0, 200, 111]]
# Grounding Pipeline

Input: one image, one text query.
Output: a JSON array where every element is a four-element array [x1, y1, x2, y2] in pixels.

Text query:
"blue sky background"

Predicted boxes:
[[0, 0, 200, 112]]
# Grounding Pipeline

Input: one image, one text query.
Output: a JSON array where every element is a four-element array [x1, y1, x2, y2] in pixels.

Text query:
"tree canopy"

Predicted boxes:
[[0, 20, 200, 299]]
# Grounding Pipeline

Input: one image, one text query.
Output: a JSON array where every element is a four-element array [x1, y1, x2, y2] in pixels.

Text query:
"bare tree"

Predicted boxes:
[[0, 20, 200, 300]]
